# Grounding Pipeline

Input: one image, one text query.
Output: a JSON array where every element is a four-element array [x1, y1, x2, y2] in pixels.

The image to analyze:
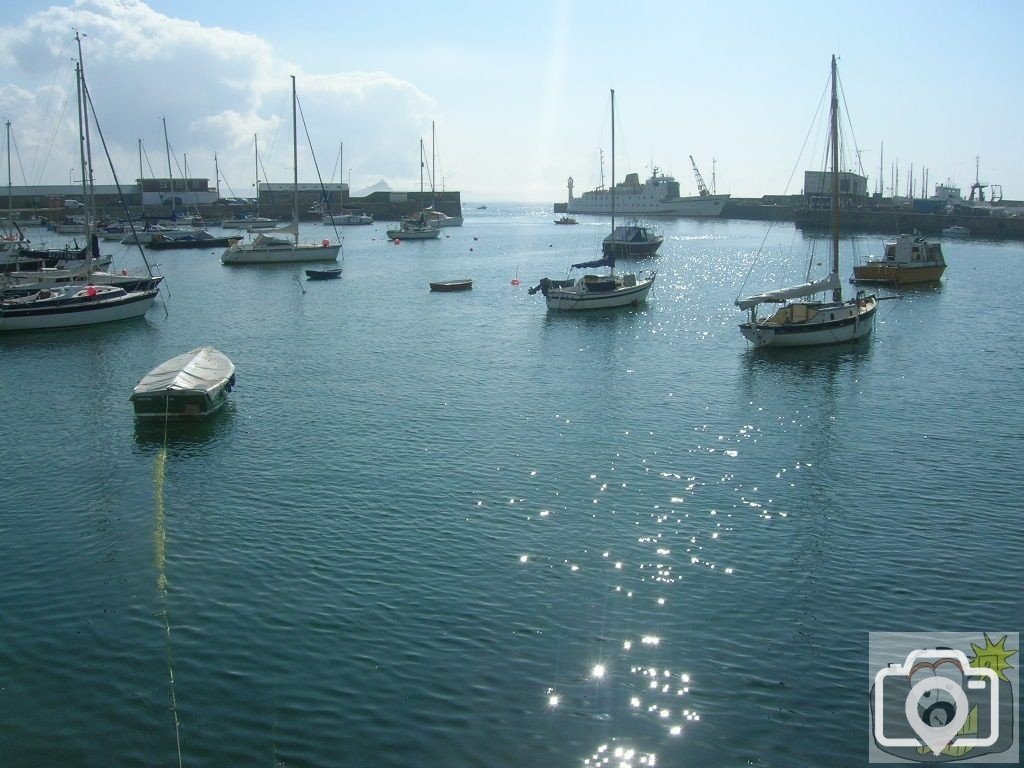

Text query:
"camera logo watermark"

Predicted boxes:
[[869, 632, 1018, 763]]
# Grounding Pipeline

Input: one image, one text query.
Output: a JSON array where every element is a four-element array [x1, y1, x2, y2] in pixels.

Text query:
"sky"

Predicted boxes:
[[0, 0, 1021, 203]]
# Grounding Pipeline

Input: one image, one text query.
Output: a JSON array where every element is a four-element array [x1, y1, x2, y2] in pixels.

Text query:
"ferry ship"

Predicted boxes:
[[566, 169, 730, 217]]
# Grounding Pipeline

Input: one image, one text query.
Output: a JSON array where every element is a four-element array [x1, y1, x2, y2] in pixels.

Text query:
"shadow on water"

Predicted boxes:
[[132, 402, 235, 457], [740, 334, 873, 372]]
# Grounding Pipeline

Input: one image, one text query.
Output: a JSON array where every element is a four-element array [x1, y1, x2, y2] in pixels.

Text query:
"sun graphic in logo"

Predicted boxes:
[[969, 633, 1017, 683]]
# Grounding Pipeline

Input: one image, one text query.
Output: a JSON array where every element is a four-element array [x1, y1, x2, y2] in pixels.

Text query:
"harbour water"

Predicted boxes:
[[1, 209, 1021, 766]]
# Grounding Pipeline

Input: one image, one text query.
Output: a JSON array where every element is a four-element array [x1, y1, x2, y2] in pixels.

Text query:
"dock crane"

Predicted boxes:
[[689, 155, 711, 197]]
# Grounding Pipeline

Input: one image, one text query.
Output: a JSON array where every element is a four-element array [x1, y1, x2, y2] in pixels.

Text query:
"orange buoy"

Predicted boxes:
[[511, 278, 521, 286], [393, 238, 401, 244]]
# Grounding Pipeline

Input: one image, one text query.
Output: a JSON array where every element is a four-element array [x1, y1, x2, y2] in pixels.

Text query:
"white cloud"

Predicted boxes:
[[0, 0, 437, 192]]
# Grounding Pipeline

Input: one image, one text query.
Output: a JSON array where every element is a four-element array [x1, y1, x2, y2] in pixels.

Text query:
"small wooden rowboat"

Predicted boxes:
[[305, 267, 343, 280], [429, 279, 472, 292]]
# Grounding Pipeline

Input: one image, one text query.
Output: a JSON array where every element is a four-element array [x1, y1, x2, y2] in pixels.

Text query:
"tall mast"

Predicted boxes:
[[74, 33, 97, 235], [829, 55, 841, 302], [74, 62, 89, 224], [254, 134, 259, 217], [5, 121, 11, 230], [138, 138, 145, 218], [214, 152, 220, 199], [162, 116, 173, 216], [610, 89, 616, 236], [431, 120, 436, 209], [419, 137, 424, 198], [291, 75, 298, 244], [879, 141, 884, 196]]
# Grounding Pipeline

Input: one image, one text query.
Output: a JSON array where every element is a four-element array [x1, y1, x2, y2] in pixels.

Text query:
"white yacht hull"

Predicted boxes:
[[545, 276, 654, 310], [221, 242, 341, 264], [386, 228, 440, 240], [0, 289, 158, 331]]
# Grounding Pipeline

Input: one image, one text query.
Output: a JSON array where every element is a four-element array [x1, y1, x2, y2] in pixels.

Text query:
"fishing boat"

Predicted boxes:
[[0, 35, 160, 332], [851, 233, 946, 286], [305, 267, 343, 280], [222, 77, 342, 265], [429, 279, 472, 292], [130, 347, 236, 419], [602, 221, 663, 258], [554, 215, 577, 225], [735, 56, 876, 348], [529, 90, 656, 311]]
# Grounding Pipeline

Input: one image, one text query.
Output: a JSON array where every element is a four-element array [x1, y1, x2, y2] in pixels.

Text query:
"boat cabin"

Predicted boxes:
[[883, 234, 945, 266]]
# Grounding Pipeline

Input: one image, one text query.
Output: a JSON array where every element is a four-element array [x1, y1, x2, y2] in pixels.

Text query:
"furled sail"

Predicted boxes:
[[735, 273, 840, 310], [572, 252, 616, 270]]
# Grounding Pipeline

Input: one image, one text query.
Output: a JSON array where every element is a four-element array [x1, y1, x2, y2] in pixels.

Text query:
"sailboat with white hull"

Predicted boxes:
[[222, 77, 341, 265], [530, 90, 655, 311], [0, 34, 159, 332], [735, 56, 876, 349]]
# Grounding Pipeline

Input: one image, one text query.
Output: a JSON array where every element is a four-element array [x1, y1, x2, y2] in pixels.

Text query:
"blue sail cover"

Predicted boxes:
[[571, 251, 615, 270]]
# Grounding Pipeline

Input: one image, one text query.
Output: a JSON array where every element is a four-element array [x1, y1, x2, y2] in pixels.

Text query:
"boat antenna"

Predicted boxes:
[[829, 54, 841, 302]]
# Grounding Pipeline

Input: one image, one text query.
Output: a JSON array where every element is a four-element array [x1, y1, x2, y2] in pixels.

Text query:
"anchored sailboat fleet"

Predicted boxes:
[[0, 33, 160, 332]]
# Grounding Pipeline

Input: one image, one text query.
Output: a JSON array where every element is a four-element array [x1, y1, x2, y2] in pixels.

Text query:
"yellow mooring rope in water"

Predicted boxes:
[[154, 426, 184, 768]]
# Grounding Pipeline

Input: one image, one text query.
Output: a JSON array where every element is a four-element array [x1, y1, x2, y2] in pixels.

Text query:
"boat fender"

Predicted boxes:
[[322, 239, 330, 247], [86, 285, 98, 297]]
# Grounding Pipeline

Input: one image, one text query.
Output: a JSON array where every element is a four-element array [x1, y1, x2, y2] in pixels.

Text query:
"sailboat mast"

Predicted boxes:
[[610, 88, 616, 274], [5, 121, 11, 229], [74, 36, 98, 236], [291, 75, 298, 244], [74, 63, 89, 224], [214, 152, 220, 200], [829, 55, 841, 302], [162, 116, 174, 217], [138, 138, 145, 218], [254, 134, 259, 218], [419, 138, 424, 198], [431, 121, 436, 209]]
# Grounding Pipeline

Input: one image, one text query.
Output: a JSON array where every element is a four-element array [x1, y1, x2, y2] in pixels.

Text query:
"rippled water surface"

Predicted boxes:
[[1, 209, 1021, 767]]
